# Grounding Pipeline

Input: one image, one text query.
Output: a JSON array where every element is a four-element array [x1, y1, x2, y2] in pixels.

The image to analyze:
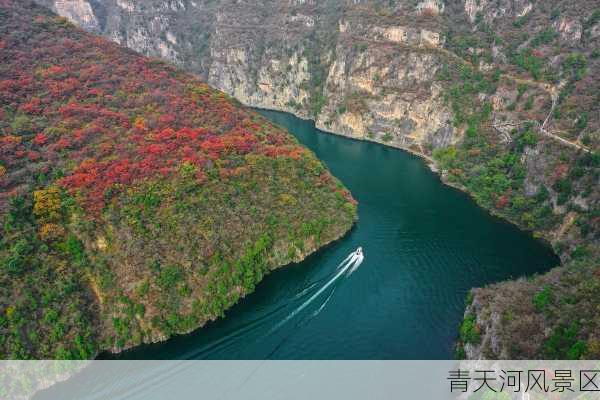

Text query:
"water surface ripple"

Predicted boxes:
[[111, 110, 559, 360]]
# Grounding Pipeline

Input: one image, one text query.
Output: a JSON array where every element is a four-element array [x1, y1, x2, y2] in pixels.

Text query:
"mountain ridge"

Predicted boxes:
[[23, 0, 600, 359], [0, 0, 357, 358]]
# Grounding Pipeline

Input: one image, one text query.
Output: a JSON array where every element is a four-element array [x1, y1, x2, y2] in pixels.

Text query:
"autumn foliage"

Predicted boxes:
[[0, 0, 323, 215], [0, 1, 357, 359]]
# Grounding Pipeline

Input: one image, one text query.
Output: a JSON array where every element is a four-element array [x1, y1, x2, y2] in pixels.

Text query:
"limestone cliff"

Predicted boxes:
[[1, 0, 358, 359], [33, 0, 599, 360], [33, 0, 460, 156]]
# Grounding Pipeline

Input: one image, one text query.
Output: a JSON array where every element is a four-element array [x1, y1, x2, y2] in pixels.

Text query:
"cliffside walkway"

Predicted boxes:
[[354, 36, 592, 153], [441, 47, 593, 154], [539, 88, 591, 153]]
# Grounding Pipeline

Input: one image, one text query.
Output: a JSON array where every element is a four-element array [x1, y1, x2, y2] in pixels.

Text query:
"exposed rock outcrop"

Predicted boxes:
[[34, 0, 458, 156], [32, 0, 600, 360]]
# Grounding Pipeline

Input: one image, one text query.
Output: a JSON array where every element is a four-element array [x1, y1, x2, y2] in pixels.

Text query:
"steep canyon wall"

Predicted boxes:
[[34, 0, 600, 360]]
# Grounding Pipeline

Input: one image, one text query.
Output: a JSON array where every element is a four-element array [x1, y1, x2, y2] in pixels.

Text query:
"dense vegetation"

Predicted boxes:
[[436, 0, 599, 359], [0, 0, 356, 358], [434, 64, 597, 239], [7, 0, 599, 361]]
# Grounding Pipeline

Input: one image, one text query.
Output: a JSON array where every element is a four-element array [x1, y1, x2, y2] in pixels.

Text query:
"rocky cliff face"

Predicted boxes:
[[34, 0, 460, 155], [34, 0, 599, 360], [1, 0, 357, 358]]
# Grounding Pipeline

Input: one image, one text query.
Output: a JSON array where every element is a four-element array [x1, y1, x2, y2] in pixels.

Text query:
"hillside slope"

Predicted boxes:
[[0, 0, 357, 359], [33, 0, 600, 360], [439, 0, 600, 360]]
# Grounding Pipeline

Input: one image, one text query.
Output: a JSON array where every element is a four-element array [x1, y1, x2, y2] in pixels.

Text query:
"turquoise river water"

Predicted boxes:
[[111, 110, 559, 360]]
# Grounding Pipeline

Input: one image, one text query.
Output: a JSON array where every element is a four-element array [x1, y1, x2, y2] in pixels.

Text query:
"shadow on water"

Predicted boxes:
[[104, 110, 559, 360]]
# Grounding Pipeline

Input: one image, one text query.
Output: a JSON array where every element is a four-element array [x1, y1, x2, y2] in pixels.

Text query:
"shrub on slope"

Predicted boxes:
[[0, 0, 356, 358]]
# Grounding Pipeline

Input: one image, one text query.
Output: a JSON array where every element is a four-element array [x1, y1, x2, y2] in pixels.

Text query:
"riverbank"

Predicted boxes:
[[251, 106, 440, 172], [104, 109, 559, 360], [252, 105, 558, 250], [0, 1, 359, 360], [103, 219, 357, 357], [252, 108, 599, 360]]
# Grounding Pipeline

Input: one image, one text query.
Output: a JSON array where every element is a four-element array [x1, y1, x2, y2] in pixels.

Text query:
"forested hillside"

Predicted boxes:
[[0, 0, 356, 358], [14, 0, 600, 359], [439, 0, 600, 360]]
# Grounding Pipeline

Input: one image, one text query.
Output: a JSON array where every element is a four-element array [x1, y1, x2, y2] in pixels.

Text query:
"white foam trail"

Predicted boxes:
[[346, 254, 364, 276], [336, 252, 355, 270], [269, 252, 357, 334], [312, 287, 336, 317], [293, 281, 320, 299]]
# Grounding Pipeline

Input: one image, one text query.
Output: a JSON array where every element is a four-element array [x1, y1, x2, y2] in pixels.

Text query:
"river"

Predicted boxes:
[[110, 110, 559, 360]]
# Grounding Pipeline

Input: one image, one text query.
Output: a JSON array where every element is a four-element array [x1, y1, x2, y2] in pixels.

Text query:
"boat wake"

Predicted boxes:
[[270, 247, 365, 334], [181, 247, 365, 359], [336, 247, 364, 276]]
